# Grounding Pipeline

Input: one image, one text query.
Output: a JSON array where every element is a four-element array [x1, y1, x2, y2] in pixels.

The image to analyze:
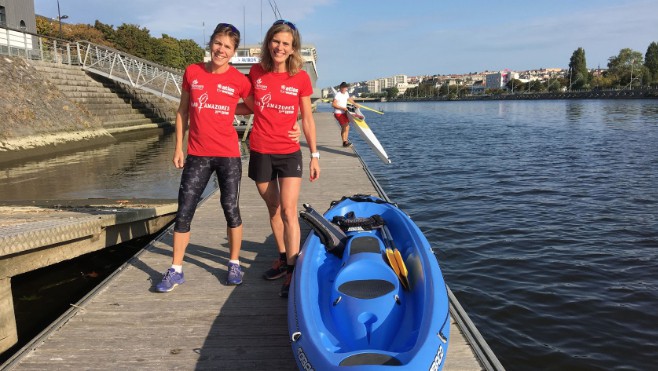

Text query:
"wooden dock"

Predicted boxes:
[[2, 113, 490, 370]]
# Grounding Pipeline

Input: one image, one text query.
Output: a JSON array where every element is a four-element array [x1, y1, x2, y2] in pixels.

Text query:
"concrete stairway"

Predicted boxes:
[[29, 62, 175, 133]]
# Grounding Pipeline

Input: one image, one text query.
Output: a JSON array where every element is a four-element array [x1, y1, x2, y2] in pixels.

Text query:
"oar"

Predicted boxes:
[[382, 225, 409, 290], [392, 249, 410, 290], [357, 104, 384, 115]]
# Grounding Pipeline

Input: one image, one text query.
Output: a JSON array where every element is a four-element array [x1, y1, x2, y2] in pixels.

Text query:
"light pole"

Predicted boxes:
[[57, 0, 68, 38]]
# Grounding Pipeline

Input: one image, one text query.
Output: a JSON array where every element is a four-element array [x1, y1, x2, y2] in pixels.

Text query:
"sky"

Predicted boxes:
[[35, 0, 658, 88]]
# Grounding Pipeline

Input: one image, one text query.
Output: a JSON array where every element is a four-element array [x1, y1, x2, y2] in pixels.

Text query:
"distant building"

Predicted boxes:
[[367, 79, 381, 94], [486, 70, 519, 89], [0, 0, 38, 55], [0, 0, 37, 32]]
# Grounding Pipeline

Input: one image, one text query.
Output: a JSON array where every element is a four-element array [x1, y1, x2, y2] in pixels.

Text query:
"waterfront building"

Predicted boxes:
[[0, 0, 36, 31], [486, 70, 519, 89], [367, 79, 381, 94], [0, 0, 38, 55]]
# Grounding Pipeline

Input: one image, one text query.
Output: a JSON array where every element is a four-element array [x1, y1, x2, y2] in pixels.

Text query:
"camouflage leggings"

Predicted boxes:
[[174, 155, 242, 232]]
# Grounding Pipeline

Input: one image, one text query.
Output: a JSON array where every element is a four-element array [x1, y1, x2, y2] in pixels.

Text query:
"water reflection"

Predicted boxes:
[[0, 131, 243, 200]]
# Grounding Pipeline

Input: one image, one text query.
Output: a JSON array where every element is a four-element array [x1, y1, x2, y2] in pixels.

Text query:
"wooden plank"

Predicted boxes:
[[6, 113, 484, 370]]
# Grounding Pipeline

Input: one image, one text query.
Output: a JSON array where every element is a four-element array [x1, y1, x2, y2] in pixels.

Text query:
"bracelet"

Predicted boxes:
[[311, 152, 320, 159]]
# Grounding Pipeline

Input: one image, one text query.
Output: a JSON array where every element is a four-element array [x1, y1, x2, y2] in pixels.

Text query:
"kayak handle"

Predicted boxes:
[[291, 332, 302, 342]]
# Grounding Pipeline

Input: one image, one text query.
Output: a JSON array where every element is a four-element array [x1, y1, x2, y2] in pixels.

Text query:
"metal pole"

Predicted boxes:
[[57, 0, 62, 38]]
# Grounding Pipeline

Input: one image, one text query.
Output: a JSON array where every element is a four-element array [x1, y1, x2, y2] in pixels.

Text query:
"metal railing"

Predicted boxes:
[[79, 43, 182, 102], [1, 25, 183, 102]]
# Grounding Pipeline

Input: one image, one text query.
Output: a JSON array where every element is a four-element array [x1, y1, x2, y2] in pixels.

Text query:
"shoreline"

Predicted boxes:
[[0, 130, 116, 165]]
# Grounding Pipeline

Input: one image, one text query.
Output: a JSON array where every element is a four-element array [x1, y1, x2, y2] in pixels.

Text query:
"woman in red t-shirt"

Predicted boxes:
[[155, 23, 252, 293], [243, 20, 320, 298]]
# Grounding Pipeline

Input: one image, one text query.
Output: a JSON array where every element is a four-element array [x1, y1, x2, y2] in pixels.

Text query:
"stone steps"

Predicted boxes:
[[30, 61, 174, 132]]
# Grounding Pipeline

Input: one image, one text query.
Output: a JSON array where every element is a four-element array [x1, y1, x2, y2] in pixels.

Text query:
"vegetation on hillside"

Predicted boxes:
[[363, 41, 658, 99], [36, 16, 204, 70]]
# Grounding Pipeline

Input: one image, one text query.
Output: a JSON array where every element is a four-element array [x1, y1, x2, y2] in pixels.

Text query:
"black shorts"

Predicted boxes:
[[248, 150, 303, 182]]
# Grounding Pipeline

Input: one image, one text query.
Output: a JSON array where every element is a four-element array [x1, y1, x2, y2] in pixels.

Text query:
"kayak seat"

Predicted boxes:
[[339, 353, 402, 366], [330, 235, 404, 350], [349, 235, 381, 255], [338, 279, 395, 299]]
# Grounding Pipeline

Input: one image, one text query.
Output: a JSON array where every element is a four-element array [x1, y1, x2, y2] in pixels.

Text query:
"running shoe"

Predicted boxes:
[[155, 268, 185, 293], [263, 258, 288, 280], [342, 140, 352, 147], [279, 271, 293, 298], [226, 262, 244, 285]]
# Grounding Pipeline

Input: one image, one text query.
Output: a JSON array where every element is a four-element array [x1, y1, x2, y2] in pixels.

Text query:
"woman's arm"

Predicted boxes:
[[300, 96, 320, 181], [173, 90, 190, 169], [236, 96, 254, 115]]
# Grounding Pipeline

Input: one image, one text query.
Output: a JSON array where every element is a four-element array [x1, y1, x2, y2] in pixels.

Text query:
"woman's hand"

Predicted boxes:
[[309, 158, 320, 182], [173, 149, 185, 169], [289, 122, 301, 143]]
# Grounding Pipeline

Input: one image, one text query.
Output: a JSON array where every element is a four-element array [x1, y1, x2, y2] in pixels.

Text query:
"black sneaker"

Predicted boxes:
[[279, 271, 293, 298], [263, 258, 288, 280], [342, 140, 352, 147]]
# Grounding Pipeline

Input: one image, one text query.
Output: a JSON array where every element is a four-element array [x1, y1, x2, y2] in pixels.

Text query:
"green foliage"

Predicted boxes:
[[34, 17, 204, 70], [607, 48, 646, 88], [506, 78, 524, 92], [179, 39, 205, 67], [645, 42, 658, 83], [526, 80, 545, 92], [114, 24, 154, 60], [36, 17, 56, 37], [568, 47, 589, 89], [385, 87, 399, 100]]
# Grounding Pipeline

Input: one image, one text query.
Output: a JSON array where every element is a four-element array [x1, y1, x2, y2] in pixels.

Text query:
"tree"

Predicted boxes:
[[526, 80, 545, 92], [65, 24, 109, 45], [114, 24, 154, 61], [36, 16, 56, 37], [94, 21, 117, 45], [506, 78, 524, 92], [568, 47, 589, 90], [607, 48, 646, 88], [438, 83, 449, 97], [385, 87, 399, 100], [153, 34, 184, 68], [179, 39, 205, 67], [645, 42, 658, 84]]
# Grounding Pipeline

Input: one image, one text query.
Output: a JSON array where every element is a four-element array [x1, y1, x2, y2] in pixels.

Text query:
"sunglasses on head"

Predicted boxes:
[[215, 23, 240, 36], [273, 19, 297, 31]]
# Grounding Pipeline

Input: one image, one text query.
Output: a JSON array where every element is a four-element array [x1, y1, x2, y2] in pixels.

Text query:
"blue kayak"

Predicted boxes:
[[289, 195, 450, 370]]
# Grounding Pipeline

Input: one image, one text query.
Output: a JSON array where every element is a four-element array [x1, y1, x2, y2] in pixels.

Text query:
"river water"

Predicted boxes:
[[2, 100, 657, 369], [337, 100, 658, 371]]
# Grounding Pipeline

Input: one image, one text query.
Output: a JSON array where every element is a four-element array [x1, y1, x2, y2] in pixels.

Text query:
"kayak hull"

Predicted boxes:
[[289, 195, 450, 370], [347, 107, 391, 164]]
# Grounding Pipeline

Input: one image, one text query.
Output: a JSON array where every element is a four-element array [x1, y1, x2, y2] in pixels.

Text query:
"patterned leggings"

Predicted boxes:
[[174, 155, 242, 232]]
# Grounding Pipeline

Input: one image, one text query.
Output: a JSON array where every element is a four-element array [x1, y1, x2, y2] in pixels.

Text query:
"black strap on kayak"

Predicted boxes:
[[332, 213, 385, 231], [330, 194, 398, 208], [299, 204, 347, 258]]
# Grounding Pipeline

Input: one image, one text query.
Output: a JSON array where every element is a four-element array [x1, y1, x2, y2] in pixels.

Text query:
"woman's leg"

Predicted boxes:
[[171, 155, 214, 265], [255, 180, 286, 255], [278, 177, 302, 265], [216, 157, 243, 261]]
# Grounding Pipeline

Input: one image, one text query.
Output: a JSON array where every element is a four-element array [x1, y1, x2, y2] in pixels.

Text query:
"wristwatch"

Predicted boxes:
[[311, 152, 320, 159]]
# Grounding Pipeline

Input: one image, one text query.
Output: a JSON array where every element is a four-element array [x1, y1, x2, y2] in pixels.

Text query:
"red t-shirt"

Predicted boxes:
[[248, 64, 312, 154], [182, 63, 252, 157]]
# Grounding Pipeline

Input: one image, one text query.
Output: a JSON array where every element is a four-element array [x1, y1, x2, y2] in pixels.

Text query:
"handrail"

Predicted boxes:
[[1, 25, 184, 103], [79, 42, 183, 102]]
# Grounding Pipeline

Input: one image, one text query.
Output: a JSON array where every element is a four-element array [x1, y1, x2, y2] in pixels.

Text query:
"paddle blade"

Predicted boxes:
[[393, 249, 410, 290], [385, 248, 400, 276]]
